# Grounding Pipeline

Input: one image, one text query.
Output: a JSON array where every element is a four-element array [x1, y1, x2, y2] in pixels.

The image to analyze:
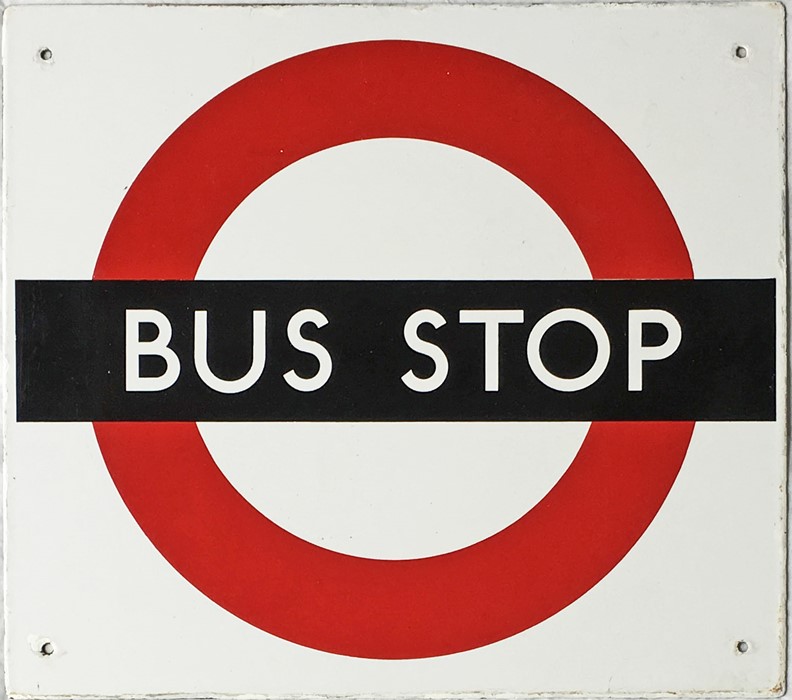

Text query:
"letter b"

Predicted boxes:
[[125, 309, 181, 392]]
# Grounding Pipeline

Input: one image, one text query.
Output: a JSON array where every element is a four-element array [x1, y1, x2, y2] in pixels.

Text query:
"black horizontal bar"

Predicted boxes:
[[16, 279, 775, 422]]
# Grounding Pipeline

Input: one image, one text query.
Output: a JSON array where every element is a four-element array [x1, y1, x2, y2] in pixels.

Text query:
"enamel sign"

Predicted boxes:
[[3, 3, 786, 697]]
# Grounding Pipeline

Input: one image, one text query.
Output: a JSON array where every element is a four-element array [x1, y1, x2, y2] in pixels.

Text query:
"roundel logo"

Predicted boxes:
[[15, 40, 776, 660]]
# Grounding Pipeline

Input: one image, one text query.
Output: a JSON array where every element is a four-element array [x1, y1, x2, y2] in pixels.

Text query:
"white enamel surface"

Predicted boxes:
[[2, 3, 786, 698], [199, 137, 589, 561]]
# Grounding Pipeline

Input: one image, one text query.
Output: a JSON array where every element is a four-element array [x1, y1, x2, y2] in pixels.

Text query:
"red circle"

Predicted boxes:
[[93, 41, 694, 659]]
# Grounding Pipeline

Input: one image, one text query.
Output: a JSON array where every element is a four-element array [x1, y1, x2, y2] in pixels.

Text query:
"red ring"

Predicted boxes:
[[93, 40, 694, 659]]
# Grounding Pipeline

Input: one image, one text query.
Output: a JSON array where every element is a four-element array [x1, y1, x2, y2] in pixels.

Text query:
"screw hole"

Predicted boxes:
[[38, 48, 52, 62], [734, 45, 748, 59], [39, 641, 54, 656], [736, 640, 749, 654]]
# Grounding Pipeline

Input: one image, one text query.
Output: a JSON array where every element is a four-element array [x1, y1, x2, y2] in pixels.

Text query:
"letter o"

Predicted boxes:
[[527, 308, 611, 392]]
